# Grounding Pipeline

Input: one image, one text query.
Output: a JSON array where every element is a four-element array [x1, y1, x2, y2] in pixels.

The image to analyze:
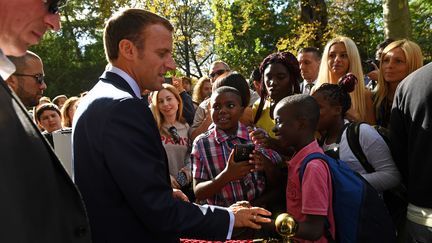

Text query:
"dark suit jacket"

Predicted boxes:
[[0, 79, 91, 242], [73, 71, 231, 243]]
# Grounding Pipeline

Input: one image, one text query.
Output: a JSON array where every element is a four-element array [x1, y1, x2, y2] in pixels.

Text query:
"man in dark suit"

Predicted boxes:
[[73, 9, 271, 243], [0, 0, 91, 242], [297, 47, 320, 95]]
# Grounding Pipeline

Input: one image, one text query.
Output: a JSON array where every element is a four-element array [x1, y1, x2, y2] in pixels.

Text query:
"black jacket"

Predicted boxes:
[[390, 62, 432, 208], [0, 79, 91, 242]]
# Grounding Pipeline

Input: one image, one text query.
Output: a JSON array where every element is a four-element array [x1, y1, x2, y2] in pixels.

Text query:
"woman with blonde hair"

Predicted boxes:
[[151, 83, 193, 199], [373, 39, 423, 127], [61, 96, 80, 128], [192, 76, 211, 105], [315, 36, 375, 124]]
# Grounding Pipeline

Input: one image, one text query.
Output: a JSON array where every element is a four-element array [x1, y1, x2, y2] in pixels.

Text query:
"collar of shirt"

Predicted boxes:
[[0, 49, 16, 80], [302, 80, 317, 87], [107, 65, 142, 99], [214, 122, 249, 144], [288, 139, 324, 165]]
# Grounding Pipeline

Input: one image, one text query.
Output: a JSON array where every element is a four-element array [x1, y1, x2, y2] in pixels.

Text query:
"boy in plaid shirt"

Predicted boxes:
[[192, 86, 281, 207]]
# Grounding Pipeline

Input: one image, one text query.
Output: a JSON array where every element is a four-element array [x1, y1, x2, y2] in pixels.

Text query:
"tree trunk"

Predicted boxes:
[[299, 0, 328, 48], [383, 0, 411, 39]]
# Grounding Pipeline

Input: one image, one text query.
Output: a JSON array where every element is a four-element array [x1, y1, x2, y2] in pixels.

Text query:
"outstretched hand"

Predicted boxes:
[[233, 206, 272, 229]]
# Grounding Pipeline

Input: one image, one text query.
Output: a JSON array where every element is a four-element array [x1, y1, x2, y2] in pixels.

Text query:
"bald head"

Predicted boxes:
[[6, 51, 46, 107]]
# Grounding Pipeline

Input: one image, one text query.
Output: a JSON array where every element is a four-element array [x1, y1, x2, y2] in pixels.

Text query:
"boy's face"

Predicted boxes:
[[211, 91, 244, 135], [272, 105, 300, 148], [38, 109, 62, 133], [312, 92, 340, 132]]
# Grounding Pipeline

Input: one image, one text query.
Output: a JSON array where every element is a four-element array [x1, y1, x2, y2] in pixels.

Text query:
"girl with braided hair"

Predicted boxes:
[[312, 73, 400, 192], [250, 51, 301, 154]]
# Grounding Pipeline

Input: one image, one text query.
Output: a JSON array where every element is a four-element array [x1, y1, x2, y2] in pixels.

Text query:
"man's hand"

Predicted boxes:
[[229, 200, 252, 212], [233, 206, 272, 229], [172, 188, 189, 202]]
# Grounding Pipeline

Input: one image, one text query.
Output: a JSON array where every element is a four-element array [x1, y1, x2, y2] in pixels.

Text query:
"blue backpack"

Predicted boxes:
[[300, 152, 396, 243]]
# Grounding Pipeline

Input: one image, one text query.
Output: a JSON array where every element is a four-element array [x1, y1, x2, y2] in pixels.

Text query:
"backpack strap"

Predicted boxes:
[[346, 122, 375, 173], [299, 152, 336, 243], [299, 152, 328, 182]]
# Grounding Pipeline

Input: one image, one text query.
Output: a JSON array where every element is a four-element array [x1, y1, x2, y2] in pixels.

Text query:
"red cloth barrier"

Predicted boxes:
[[180, 240, 253, 243]]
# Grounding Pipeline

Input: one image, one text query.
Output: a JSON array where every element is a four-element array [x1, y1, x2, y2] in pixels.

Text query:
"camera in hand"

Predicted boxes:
[[233, 144, 255, 162]]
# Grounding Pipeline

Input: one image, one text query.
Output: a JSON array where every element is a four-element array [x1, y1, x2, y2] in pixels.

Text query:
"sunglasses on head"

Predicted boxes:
[[43, 0, 67, 14], [210, 69, 226, 78], [13, 73, 45, 85], [168, 126, 180, 144]]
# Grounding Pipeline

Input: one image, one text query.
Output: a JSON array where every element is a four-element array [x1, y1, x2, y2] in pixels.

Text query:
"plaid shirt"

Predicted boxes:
[[191, 122, 281, 207]]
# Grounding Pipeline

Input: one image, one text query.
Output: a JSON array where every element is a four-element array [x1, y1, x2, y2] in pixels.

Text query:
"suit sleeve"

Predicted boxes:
[[102, 99, 230, 240]]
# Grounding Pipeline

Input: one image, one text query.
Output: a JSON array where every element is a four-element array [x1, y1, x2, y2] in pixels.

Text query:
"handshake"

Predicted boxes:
[[229, 201, 272, 229]]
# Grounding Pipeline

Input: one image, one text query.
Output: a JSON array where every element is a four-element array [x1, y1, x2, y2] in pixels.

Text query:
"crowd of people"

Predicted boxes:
[[1, 1, 432, 243]]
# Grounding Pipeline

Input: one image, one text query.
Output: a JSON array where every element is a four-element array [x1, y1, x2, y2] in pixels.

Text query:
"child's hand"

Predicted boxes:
[[224, 150, 254, 181], [249, 128, 270, 147], [249, 150, 271, 172]]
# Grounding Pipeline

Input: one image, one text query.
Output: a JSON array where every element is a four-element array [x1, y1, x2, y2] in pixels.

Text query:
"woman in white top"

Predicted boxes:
[[151, 84, 192, 192], [312, 74, 400, 192]]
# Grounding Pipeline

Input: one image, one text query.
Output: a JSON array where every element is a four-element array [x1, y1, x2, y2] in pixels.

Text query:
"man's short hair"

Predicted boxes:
[[103, 8, 174, 62], [209, 60, 230, 73], [7, 51, 41, 73], [298, 47, 321, 61], [275, 94, 320, 130]]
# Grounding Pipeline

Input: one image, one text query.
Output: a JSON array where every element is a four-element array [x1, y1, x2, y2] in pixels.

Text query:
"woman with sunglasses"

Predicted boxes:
[[151, 83, 193, 199]]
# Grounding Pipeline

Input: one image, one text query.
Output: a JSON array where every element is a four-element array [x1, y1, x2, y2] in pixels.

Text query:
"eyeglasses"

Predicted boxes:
[[42, 0, 67, 14], [210, 69, 226, 78], [13, 73, 45, 84], [168, 126, 180, 144]]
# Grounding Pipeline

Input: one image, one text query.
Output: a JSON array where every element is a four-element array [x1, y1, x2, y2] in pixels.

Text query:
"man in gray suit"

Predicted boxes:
[[0, 0, 91, 242]]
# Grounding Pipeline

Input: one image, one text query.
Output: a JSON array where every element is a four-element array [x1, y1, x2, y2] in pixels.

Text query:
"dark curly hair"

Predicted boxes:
[[259, 51, 301, 96], [314, 73, 357, 116], [254, 51, 301, 123]]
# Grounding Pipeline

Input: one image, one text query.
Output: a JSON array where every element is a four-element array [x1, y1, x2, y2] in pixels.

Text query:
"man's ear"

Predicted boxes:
[[118, 39, 136, 61], [5, 75, 19, 91]]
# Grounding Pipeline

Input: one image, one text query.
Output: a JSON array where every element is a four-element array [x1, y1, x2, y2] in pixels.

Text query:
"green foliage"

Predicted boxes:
[[29, 0, 130, 98], [410, 0, 432, 63], [327, 0, 383, 59], [212, 0, 283, 76], [27, 0, 432, 98]]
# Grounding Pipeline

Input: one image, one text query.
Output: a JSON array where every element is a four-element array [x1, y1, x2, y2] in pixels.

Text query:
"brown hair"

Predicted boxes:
[[61, 96, 80, 127], [150, 84, 185, 133], [103, 8, 174, 62]]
